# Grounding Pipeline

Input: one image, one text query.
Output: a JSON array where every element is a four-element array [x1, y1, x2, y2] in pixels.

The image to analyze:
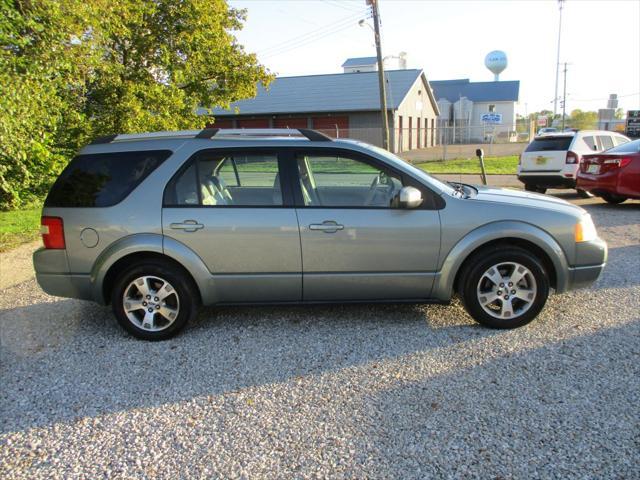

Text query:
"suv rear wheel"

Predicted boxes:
[[459, 247, 550, 329], [111, 261, 197, 340]]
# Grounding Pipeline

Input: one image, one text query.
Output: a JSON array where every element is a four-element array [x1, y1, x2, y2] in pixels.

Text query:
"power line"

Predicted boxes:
[[258, 10, 371, 58], [320, 0, 366, 13]]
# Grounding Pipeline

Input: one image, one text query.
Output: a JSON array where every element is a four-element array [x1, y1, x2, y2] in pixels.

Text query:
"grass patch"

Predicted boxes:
[[416, 156, 519, 175], [0, 206, 42, 252]]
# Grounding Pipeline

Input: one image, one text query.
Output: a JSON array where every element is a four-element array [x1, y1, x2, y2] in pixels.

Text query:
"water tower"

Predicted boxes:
[[485, 51, 508, 81]]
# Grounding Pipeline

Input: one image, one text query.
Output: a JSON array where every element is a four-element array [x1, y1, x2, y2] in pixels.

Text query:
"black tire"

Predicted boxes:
[[111, 260, 198, 340], [458, 246, 550, 329], [601, 193, 626, 204], [577, 188, 594, 198]]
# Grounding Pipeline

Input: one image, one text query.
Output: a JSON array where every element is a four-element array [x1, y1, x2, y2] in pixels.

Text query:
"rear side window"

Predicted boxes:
[[525, 137, 573, 152], [45, 150, 171, 207], [597, 135, 614, 150]]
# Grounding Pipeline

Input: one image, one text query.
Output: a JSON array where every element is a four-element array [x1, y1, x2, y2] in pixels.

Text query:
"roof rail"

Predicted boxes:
[[89, 128, 333, 145]]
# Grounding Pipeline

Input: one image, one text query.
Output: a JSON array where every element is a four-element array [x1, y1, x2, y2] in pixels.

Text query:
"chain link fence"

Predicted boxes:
[[313, 123, 532, 162]]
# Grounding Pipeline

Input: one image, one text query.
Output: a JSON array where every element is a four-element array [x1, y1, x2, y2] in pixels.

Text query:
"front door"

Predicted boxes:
[[291, 149, 441, 301], [162, 149, 301, 303]]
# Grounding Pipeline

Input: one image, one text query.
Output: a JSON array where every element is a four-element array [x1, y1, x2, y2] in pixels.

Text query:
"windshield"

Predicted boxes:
[[602, 138, 639, 154], [362, 143, 457, 196]]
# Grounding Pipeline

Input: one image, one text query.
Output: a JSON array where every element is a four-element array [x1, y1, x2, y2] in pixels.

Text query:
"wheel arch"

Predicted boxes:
[[432, 221, 569, 301], [92, 234, 213, 305]]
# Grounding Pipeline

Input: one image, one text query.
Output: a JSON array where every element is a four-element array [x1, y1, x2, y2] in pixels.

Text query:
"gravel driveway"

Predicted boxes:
[[1, 194, 639, 479]]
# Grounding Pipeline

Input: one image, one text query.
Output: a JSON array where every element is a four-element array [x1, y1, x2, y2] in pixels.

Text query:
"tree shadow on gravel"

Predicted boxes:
[[0, 296, 501, 434], [356, 320, 640, 479]]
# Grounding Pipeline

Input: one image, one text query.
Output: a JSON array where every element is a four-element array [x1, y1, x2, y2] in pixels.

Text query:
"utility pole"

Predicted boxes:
[[553, 0, 565, 117], [369, 0, 390, 150], [561, 62, 568, 130]]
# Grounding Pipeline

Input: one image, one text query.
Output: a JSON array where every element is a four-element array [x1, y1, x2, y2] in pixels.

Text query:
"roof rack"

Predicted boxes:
[[90, 128, 333, 144]]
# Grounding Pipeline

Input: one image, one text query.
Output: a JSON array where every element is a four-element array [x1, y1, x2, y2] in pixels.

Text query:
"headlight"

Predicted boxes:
[[575, 215, 598, 243]]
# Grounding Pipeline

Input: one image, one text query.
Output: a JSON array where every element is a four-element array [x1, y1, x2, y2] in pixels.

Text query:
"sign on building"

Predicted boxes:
[[481, 113, 503, 124], [537, 117, 547, 127], [626, 110, 640, 138]]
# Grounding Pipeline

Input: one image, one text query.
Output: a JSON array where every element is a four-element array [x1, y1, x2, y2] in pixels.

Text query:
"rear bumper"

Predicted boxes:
[[517, 174, 576, 188], [576, 171, 619, 196], [35, 273, 95, 301], [33, 248, 96, 302]]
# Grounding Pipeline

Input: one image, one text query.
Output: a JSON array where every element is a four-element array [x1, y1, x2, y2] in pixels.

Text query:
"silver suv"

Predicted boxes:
[[34, 128, 607, 340]]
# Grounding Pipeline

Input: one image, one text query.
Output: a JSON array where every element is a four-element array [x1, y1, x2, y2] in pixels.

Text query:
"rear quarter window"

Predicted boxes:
[[45, 150, 171, 207], [525, 137, 574, 152]]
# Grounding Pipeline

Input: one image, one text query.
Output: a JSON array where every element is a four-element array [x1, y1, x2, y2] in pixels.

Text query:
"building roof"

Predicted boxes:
[[341, 56, 378, 68], [210, 69, 438, 116], [430, 78, 520, 103]]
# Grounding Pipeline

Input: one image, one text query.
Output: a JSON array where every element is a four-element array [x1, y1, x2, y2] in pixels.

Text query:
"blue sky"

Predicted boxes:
[[229, 0, 640, 116]]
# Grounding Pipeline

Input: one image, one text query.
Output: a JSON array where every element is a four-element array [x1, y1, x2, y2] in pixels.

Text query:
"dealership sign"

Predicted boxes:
[[481, 113, 503, 124]]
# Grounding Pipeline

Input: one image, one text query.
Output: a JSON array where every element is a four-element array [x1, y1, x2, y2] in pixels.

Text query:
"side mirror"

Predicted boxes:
[[398, 186, 423, 209]]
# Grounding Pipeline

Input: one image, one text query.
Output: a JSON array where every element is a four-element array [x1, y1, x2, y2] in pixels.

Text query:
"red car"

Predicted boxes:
[[577, 138, 640, 204]]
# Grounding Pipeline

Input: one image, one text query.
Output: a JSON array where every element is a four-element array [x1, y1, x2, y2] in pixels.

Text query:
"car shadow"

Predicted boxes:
[[353, 320, 640, 478], [0, 295, 501, 434]]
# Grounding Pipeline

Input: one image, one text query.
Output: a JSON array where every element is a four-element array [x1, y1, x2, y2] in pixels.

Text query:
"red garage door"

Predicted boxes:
[[312, 116, 349, 138], [237, 118, 270, 128], [273, 117, 308, 129]]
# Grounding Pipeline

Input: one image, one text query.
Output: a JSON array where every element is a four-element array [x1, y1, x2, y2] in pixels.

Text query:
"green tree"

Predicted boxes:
[[615, 108, 625, 119], [0, 0, 272, 209], [569, 109, 598, 130]]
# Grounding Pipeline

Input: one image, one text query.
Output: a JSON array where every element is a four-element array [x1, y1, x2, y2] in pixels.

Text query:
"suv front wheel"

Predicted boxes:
[[459, 247, 550, 329], [111, 260, 198, 340]]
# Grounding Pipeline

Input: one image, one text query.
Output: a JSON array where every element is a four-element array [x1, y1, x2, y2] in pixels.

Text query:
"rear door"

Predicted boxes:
[[289, 148, 441, 301], [520, 136, 574, 173], [162, 148, 302, 303]]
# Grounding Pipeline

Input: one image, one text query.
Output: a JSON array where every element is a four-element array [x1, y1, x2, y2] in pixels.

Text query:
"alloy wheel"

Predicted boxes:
[[476, 262, 537, 320], [122, 276, 180, 332]]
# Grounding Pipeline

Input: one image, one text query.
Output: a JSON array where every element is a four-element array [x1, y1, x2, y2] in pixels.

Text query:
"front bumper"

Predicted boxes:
[[565, 237, 608, 291]]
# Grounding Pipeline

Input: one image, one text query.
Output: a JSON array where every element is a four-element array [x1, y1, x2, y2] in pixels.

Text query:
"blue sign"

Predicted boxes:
[[481, 113, 503, 124]]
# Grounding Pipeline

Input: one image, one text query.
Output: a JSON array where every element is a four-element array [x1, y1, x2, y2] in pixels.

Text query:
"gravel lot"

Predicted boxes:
[[1, 194, 639, 479]]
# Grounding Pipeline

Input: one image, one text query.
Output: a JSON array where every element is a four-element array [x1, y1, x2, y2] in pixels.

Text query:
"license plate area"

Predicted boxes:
[[587, 164, 600, 174], [535, 156, 547, 165]]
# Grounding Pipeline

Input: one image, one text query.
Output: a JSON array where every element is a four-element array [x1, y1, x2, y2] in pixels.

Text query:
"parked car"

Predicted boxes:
[[34, 128, 607, 340], [577, 138, 640, 203], [517, 130, 630, 196], [537, 127, 557, 136]]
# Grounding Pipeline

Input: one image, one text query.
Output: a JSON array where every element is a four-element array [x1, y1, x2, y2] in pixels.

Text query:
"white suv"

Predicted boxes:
[[518, 130, 630, 195]]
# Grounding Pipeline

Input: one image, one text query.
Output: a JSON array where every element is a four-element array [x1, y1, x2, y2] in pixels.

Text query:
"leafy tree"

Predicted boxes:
[[615, 108, 625, 119], [569, 109, 598, 130], [0, 0, 272, 209]]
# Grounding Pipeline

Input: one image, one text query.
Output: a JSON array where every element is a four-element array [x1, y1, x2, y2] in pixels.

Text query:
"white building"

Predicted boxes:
[[430, 78, 520, 143]]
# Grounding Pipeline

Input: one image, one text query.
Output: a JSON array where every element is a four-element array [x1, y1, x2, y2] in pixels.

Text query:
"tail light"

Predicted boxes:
[[566, 151, 579, 164], [41, 216, 65, 249], [603, 157, 632, 169]]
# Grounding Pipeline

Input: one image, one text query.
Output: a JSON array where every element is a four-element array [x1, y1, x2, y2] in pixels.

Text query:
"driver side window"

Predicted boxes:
[[296, 153, 404, 208]]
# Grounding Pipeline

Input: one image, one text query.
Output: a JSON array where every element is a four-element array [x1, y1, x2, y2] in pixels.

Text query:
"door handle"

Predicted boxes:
[[170, 220, 204, 232], [309, 221, 344, 233]]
